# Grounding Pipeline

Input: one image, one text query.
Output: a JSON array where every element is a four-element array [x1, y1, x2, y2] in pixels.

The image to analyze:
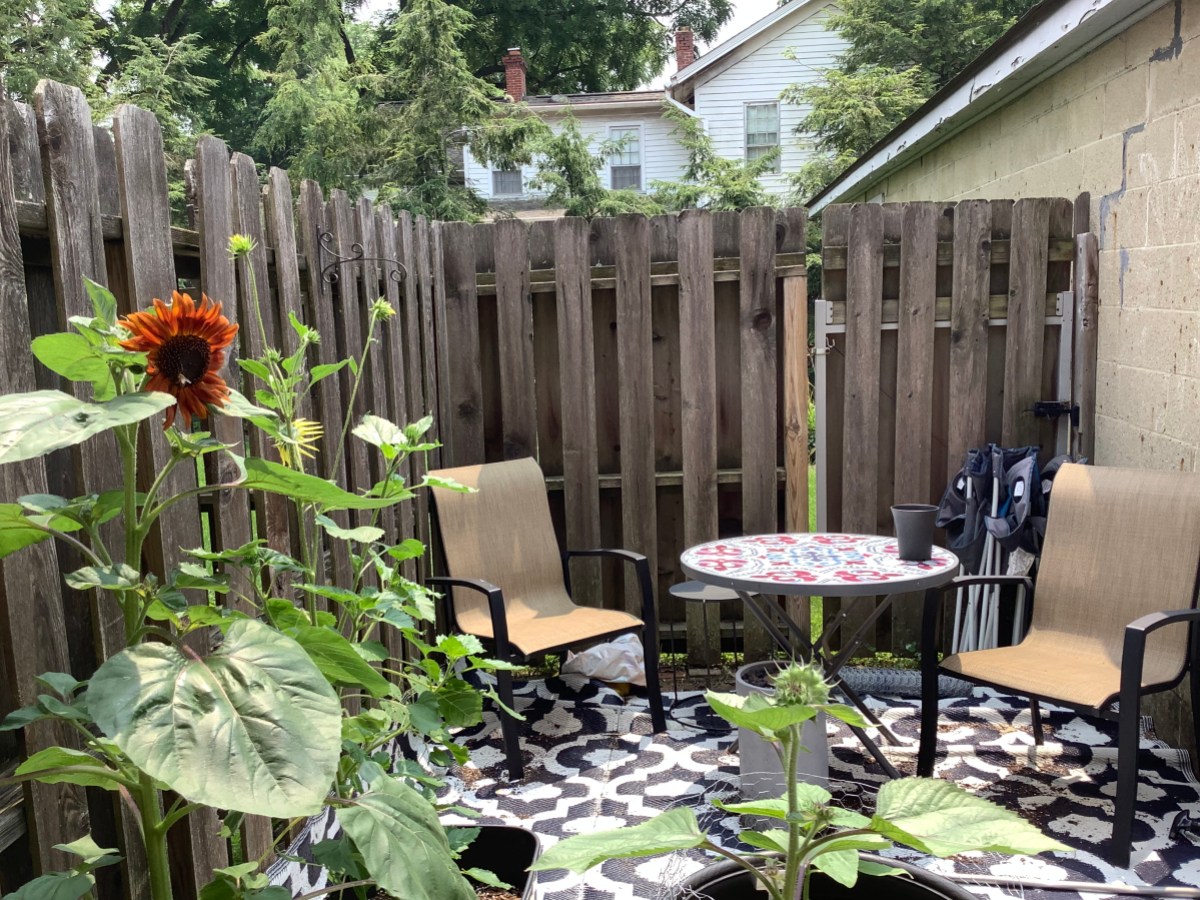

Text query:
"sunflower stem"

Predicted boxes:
[[118, 424, 142, 646], [331, 315, 380, 478]]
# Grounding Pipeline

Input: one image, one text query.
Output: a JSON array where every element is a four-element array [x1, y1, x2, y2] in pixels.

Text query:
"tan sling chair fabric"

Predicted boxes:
[[923, 463, 1200, 866], [940, 463, 1200, 707], [430, 457, 644, 655]]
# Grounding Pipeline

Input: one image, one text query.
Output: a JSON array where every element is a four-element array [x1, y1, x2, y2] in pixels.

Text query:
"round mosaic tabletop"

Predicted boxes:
[[680, 533, 959, 597]]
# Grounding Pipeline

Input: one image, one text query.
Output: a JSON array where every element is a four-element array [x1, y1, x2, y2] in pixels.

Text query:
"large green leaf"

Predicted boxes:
[[336, 777, 474, 900], [810, 846, 860, 888], [0, 390, 175, 465], [530, 806, 707, 873], [3, 872, 95, 900], [0, 503, 83, 560], [31, 333, 112, 394], [291, 625, 392, 698], [871, 778, 1070, 857], [88, 618, 341, 817], [15, 746, 128, 790], [705, 691, 818, 737], [238, 457, 411, 510]]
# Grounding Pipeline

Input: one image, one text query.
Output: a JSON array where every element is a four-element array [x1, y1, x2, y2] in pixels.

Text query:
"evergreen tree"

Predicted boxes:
[[788, 0, 1039, 201]]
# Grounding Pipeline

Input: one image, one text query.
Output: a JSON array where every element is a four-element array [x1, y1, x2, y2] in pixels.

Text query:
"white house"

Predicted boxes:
[[462, 0, 849, 207], [668, 0, 848, 197]]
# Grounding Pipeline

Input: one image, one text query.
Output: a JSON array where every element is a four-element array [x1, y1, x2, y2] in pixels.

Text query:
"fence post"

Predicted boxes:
[[0, 85, 91, 879]]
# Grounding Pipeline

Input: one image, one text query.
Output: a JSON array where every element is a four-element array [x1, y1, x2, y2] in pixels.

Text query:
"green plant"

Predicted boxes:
[[530, 661, 1066, 900], [0, 236, 512, 900]]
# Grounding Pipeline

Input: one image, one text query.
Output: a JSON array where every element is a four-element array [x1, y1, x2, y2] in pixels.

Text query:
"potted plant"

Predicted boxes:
[[735, 660, 826, 801], [530, 662, 1067, 900]]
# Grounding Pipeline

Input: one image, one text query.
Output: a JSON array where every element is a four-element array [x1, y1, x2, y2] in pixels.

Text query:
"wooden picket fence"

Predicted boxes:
[[430, 209, 814, 661], [815, 198, 1097, 657], [0, 80, 817, 895]]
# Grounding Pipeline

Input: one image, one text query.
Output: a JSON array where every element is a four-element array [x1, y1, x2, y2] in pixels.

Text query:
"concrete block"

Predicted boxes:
[[1164, 375, 1200, 446], [1145, 173, 1200, 248], [1127, 112, 1175, 190], [1081, 134, 1125, 196], [1065, 86, 1107, 145], [1094, 358, 1119, 417], [1123, 3, 1180, 67], [1175, 103, 1200, 178], [1148, 49, 1196, 119], [1110, 185, 1148, 250], [1096, 298, 1122, 362], [1112, 363, 1173, 433], [1094, 411, 1196, 470], [1103, 65, 1150, 135], [1116, 307, 1200, 377], [1184, 0, 1200, 44]]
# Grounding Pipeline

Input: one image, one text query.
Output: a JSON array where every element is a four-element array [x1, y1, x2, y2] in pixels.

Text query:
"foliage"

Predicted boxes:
[[385, 0, 733, 96], [532, 662, 1067, 900], [786, 0, 1039, 200], [0, 0, 98, 100], [0, 0, 735, 217], [0, 240, 508, 900], [651, 105, 778, 212], [475, 112, 662, 218]]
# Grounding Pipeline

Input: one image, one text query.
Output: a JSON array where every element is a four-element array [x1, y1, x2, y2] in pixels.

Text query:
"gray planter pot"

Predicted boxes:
[[734, 661, 828, 801]]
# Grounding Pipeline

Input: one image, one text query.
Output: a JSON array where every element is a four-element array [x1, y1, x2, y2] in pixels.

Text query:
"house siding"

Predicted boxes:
[[842, 0, 1200, 761], [692, 3, 847, 196], [463, 108, 690, 201]]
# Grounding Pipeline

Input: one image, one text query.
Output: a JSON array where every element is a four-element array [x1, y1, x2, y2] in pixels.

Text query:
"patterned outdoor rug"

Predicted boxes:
[[268, 675, 1200, 899]]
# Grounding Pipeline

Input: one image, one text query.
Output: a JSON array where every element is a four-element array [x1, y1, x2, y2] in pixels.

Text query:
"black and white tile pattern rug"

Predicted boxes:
[[268, 675, 1200, 899]]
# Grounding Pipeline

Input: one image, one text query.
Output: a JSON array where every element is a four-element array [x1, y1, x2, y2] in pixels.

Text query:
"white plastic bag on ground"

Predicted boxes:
[[561, 633, 646, 686]]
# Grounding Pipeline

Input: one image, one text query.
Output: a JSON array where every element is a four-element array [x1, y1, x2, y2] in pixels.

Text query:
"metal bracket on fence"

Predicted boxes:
[[812, 339, 836, 356], [317, 225, 407, 286]]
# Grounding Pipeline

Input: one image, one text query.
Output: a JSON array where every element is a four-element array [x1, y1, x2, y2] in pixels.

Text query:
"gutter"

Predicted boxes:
[[808, 0, 1171, 211]]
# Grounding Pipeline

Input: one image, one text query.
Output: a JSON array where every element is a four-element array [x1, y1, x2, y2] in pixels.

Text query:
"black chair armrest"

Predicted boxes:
[[563, 548, 656, 628], [425, 576, 512, 660], [1125, 607, 1200, 635], [1121, 607, 1200, 689]]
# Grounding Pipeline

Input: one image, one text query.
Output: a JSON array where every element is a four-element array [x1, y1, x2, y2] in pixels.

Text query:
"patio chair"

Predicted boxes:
[[427, 457, 667, 780], [918, 463, 1200, 868]]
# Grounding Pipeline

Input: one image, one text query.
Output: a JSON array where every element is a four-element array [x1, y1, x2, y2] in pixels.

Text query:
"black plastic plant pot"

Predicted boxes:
[[674, 854, 978, 900], [458, 825, 541, 899]]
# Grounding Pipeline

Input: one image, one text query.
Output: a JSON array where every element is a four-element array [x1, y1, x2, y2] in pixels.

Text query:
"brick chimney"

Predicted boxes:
[[502, 48, 527, 101], [675, 28, 695, 71]]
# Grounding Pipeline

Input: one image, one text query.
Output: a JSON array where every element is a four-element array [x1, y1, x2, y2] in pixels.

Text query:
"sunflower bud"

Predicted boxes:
[[769, 662, 831, 707], [228, 234, 256, 259], [371, 298, 396, 321]]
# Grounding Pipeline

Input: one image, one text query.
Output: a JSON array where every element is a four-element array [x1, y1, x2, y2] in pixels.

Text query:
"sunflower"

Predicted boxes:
[[120, 291, 239, 430], [278, 418, 323, 468]]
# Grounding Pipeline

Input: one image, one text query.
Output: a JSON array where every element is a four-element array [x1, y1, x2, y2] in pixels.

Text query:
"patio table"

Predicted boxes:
[[680, 532, 959, 779]]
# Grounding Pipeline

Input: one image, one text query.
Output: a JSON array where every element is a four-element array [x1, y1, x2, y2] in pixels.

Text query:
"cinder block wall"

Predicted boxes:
[[847, 0, 1200, 761]]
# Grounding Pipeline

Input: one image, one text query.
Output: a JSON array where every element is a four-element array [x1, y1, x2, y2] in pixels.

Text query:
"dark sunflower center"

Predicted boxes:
[[158, 334, 211, 387]]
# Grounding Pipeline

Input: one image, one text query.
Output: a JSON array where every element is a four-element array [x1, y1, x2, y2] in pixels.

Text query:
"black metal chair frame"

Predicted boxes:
[[918, 573, 1200, 868], [428, 547, 667, 781]]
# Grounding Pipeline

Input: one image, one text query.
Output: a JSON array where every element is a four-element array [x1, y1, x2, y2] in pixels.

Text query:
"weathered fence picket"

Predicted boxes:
[[817, 199, 1088, 654]]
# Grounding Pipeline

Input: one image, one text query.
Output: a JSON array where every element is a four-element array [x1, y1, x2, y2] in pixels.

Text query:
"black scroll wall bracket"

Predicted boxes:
[[316, 224, 408, 286]]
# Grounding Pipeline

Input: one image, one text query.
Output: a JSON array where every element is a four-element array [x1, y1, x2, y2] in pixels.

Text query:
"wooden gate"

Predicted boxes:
[[815, 198, 1098, 655]]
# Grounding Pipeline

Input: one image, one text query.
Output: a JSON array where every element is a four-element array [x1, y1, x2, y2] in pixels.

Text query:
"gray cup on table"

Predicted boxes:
[[891, 504, 938, 561]]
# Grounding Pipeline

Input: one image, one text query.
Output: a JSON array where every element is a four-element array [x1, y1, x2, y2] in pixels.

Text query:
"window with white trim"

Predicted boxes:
[[745, 102, 780, 172], [492, 168, 523, 197], [608, 126, 642, 191]]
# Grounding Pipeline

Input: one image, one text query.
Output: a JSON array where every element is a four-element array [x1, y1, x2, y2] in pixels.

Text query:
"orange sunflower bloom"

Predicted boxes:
[[119, 291, 239, 430]]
